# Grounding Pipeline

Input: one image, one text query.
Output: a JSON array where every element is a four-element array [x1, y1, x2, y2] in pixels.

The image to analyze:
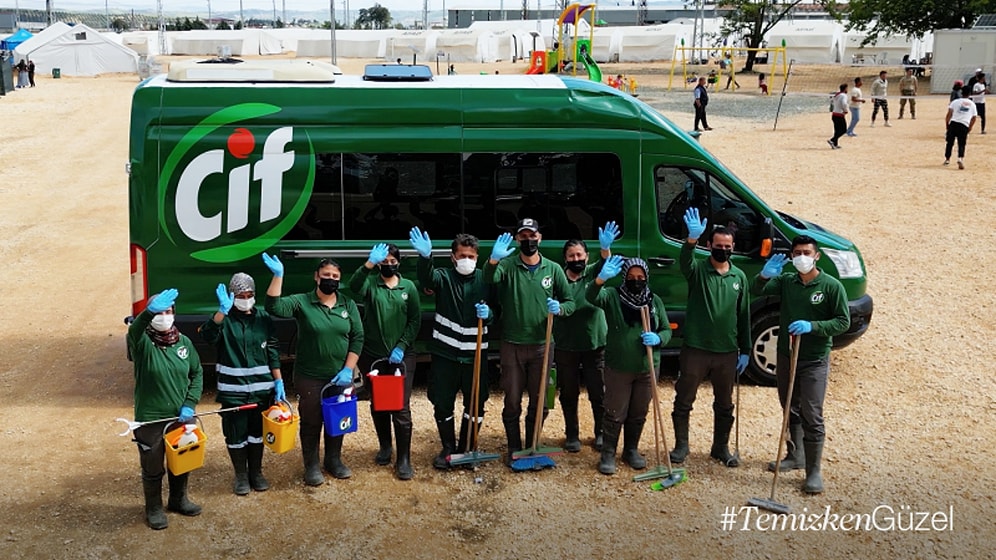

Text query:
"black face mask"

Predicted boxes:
[[519, 238, 539, 256], [380, 264, 399, 278], [624, 279, 647, 293], [711, 247, 732, 263], [565, 260, 586, 273], [318, 278, 340, 295]]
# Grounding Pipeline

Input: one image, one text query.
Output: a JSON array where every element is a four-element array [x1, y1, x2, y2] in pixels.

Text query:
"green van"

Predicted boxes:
[[127, 60, 872, 385]]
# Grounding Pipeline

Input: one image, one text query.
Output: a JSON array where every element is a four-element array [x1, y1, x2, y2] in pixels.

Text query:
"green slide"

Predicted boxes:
[[581, 51, 602, 83]]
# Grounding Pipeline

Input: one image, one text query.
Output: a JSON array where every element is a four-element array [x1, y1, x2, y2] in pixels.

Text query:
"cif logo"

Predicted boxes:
[[339, 416, 353, 433], [158, 104, 316, 263]]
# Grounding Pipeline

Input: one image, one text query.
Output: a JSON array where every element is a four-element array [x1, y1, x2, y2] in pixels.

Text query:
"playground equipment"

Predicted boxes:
[[525, 3, 602, 83], [668, 41, 788, 93]]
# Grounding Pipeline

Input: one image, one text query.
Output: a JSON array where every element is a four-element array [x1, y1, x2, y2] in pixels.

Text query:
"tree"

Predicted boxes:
[[846, 0, 994, 43], [190, 17, 208, 30], [216, 20, 232, 30], [355, 3, 392, 30], [110, 17, 128, 32], [719, 0, 837, 71], [234, 20, 243, 30]]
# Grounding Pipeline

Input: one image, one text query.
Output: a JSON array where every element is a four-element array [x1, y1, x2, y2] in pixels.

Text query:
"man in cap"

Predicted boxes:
[[485, 218, 576, 465]]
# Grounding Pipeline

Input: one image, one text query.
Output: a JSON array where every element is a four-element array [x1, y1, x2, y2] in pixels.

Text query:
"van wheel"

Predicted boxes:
[[747, 310, 779, 386]]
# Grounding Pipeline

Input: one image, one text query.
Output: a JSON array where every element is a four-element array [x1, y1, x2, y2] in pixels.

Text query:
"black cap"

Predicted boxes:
[[516, 218, 540, 233]]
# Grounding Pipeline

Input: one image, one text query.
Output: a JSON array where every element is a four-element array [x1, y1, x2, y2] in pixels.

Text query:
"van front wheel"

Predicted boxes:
[[747, 310, 779, 386]]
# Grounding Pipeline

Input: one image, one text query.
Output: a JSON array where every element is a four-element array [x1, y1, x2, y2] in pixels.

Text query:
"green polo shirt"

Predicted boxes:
[[485, 255, 575, 345], [680, 242, 751, 354], [128, 309, 204, 422], [265, 291, 364, 380], [348, 265, 421, 358], [751, 269, 850, 361], [553, 259, 607, 352], [585, 282, 672, 374]]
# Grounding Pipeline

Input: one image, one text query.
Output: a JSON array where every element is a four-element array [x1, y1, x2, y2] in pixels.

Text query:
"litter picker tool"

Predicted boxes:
[[511, 312, 562, 471], [633, 305, 687, 489], [447, 315, 501, 468], [115, 403, 259, 436], [747, 334, 800, 515]]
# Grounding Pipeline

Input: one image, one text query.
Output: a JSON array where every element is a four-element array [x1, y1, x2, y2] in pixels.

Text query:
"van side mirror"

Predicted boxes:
[[759, 217, 774, 258]]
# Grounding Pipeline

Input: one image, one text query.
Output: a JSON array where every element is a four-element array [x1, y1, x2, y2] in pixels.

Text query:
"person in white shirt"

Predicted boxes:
[[944, 97, 978, 169], [970, 73, 989, 134], [870, 71, 891, 127], [828, 83, 849, 149], [846, 77, 866, 136]]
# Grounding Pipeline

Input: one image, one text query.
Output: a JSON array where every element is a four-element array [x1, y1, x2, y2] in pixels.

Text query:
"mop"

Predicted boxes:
[[510, 313, 562, 471], [747, 335, 800, 515], [633, 305, 687, 489], [447, 316, 501, 468]]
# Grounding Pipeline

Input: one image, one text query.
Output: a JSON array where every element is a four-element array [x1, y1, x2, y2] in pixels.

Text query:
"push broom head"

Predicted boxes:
[[447, 450, 501, 467], [646, 469, 688, 491], [747, 497, 791, 515], [510, 446, 562, 471]]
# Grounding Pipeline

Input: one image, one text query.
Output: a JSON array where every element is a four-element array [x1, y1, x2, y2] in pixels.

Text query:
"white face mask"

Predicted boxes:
[[233, 297, 255, 312], [454, 257, 477, 276], [150, 313, 175, 332], [792, 255, 816, 274]]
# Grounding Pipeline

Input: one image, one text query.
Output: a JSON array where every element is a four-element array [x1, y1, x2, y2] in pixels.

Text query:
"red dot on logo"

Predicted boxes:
[[228, 128, 255, 159]]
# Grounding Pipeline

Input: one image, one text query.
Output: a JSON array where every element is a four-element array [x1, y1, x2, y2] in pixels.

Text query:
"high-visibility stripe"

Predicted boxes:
[[217, 364, 271, 376], [432, 330, 489, 351], [217, 381, 275, 393], [434, 313, 488, 336], [227, 441, 248, 449], [247, 435, 263, 444]]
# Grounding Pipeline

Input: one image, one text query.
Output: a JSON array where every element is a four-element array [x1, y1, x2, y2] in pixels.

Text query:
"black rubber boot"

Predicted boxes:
[[372, 411, 393, 466], [301, 433, 324, 486], [395, 423, 413, 481], [622, 419, 647, 470], [227, 447, 251, 495], [433, 418, 456, 470], [598, 420, 621, 475], [503, 419, 522, 467], [165, 473, 202, 516], [142, 477, 168, 530], [323, 434, 352, 479], [457, 415, 471, 454], [767, 423, 805, 472], [562, 404, 582, 453], [710, 408, 738, 467], [669, 413, 690, 464], [803, 440, 824, 494], [247, 443, 269, 491], [592, 407, 604, 451]]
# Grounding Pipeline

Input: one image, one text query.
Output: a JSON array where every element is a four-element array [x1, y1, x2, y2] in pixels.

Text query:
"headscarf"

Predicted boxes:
[[618, 257, 656, 328], [229, 272, 255, 295]]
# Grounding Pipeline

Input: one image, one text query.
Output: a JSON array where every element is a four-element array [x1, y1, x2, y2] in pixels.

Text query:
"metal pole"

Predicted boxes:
[[283, 0, 286, 26], [423, 0, 428, 30], [272, 0, 277, 26], [207, 0, 212, 29], [106, 0, 110, 30], [330, 0, 337, 64], [239, 0, 244, 28]]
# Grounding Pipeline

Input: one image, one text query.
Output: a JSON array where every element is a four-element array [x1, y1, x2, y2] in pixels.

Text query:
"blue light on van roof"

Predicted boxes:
[[363, 64, 434, 82]]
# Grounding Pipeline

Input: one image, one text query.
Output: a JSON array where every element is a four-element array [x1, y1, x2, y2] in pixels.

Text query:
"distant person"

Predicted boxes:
[[693, 76, 712, 132], [758, 73, 768, 95], [827, 83, 848, 149], [897, 67, 917, 120], [396, 58, 402, 65], [27, 59, 35, 87], [447, 64, 456, 75], [962, 68, 983, 99], [845, 77, 866, 137], [870, 70, 890, 127], [951, 80, 964, 102], [15, 59, 27, 88], [945, 93, 978, 169], [971, 73, 989, 134], [707, 69, 719, 90], [723, 55, 740, 90]]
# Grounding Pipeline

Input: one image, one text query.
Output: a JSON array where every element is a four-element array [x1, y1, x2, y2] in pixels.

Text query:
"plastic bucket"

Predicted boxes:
[[262, 399, 299, 454], [367, 358, 405, 412], [321, 382, 358, 437], [163, 418, 207, 475]]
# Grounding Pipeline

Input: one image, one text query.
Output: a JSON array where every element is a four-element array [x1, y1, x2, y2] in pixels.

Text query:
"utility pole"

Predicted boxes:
[[422, 0, 428, 30], [282, 0, 286, 26], [239, 0, 244, 28], [637, 0, 647, 26], [329, 0, 337, 64], [46, 0, 53, 25], [272, 0, 277, 26], [207, 0, 212, 29], [105, 0, 110, 30], [157, 0, 166, 56], [521, 0, 528, 20]]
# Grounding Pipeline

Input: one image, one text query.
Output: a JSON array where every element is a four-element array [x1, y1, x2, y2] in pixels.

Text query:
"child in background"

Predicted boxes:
[[758, 73, 768, 95]]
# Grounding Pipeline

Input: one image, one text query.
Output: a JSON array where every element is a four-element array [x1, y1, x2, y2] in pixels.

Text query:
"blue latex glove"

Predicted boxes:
[[490, 232, 516, 261], [760, 253, 789, 279], [641, 331, 662, 346], [178, 406, 195, 423], [147, 288, 178, 313], [273, 379, 286, 402], [684, 207, 708, 240], [598, 254, 624, 282], [736, 354, 749, 375], [368, 243, 390, 265], [788, 320, 813, 335], [332, 367, 353, 387], [598, 220, 620, 250], [215, 283, 234, 315], [546, 298, 561, 315], [262, 253, 284, 277], [409, 227, 433, 258], [474, 302, 490, 320], [389, 346, 405, 364]]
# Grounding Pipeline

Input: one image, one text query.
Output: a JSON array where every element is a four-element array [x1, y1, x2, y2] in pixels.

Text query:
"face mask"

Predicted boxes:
[[150, 313, 175, 332], [518, 238, 539, 256], [710, 247, 732, 263], [233, 297, 255, 312], [318, 277, 340, 295], [454, 257, 477, 276], [565, 260, 587, 273], [624, 279, 647, 293], [380, 264, 399, 278], [792, 255, 816, 274]]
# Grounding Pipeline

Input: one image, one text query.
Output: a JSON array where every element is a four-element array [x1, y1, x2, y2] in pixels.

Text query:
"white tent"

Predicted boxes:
[[169, 30, 282, 56], [615, 23, 692, 62], [766, 20, 844, 64], [12, 22, 70, 58], [931, 29, 996, 93], [844, 30, 914, 64], [432, 28, 485, 62], [14, 23, 138, 76], [385, 30, 436, 62], [467, 20, 543, 61], [118, 31, 159, 56], [295, 30, 392, 59]]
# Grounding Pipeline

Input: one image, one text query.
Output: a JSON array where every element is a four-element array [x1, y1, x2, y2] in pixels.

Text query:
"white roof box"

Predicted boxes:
[[167, 59, 341, 83]]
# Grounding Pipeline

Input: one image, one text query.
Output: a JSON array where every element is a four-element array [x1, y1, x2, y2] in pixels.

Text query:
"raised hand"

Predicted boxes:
[[490, 232, 516, 261], [760, 253, 789, 279], [262, 253, 284, 278], [683, 207, 707, 240], [147, 288, 178, 313], [597, 254, 624, 282], [409, 227, 433, 258], [598, 221, 620, 250], [216, 283, 234, 315], [368, 243, 390, 266]]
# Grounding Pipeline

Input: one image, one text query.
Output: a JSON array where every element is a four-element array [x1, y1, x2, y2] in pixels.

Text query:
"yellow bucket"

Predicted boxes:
[[163, 419, 207, 476], [262, 400, 299, 454]]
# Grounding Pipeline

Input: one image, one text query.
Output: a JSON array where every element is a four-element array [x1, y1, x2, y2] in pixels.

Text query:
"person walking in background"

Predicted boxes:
[[723, 53, 740, 90], [693, 76, 712, 132], [945, 94, 978, 169], [951, 80, 964, 102], [15, 59, 27, 88], [898, 67, 917, 120], [970, 72, 988, 134], [870, 70, 891, 127], [828, 83, 849, 149], [846, 77, 866, 137], [27, 59, 35, 87]]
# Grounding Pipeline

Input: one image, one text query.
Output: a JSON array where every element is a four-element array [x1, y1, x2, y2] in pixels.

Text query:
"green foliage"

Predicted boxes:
[[720, 0, 837, 70], [234, 20, 243, 30], [846, 0, 996, 42], [110, 17, 128, 32], [355, 3, 392, 30], [216, 21, 232, 30], [190, 17, 208, 30]]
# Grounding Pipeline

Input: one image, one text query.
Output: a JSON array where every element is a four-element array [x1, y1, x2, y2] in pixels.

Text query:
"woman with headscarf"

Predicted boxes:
[[586, 256, 672, 475], [200, 272, 282, 495], [126, 289, 204, 529]]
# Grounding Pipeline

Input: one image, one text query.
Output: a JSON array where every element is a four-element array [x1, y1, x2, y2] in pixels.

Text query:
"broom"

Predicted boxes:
[[447, 315, 500, 468], [511, 312, 561, 471]]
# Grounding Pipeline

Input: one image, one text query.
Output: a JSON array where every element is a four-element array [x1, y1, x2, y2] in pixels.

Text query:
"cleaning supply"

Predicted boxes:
[[511, 313, 562, 471], [447, 316, 501, 468], [368, 358, 405, 412], [265, 402, 293, 423], [173, 424, 199, 448]]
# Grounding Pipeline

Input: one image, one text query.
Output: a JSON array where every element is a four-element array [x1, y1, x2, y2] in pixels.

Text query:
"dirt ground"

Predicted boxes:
[[1, 58, 993, 559]]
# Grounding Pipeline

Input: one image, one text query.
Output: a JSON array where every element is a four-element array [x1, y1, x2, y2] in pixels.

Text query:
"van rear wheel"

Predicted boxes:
[[747, 310, 779, 386]]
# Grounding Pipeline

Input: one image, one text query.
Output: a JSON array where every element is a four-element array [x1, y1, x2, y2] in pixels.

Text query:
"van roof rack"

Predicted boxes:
[[167, 59, 340, 83], [363, 64, 433, 82]]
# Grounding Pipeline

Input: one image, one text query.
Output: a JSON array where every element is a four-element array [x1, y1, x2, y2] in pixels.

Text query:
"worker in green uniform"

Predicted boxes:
[[553, 221, 618, 452], [348, 243, 420, 480], [200, 273, 282, 495], [752, 235, 850, 494], [263, 255, 364, 486], [587, 256, 672, 475], [669, 209, 751, 468], [127, 288, 204, 530], [409, 228, 495, 469], [485, 218, 575, 465]]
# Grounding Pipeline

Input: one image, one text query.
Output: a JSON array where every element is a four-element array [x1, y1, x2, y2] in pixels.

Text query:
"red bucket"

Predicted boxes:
[[367, 358, 405, 412]]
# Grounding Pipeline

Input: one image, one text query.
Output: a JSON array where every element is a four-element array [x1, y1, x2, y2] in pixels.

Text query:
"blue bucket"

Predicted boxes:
[[321, 382, 358, 437]]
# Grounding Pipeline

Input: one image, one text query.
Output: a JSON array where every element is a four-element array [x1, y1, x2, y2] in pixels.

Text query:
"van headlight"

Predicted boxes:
[[822, 249, 863, 279]]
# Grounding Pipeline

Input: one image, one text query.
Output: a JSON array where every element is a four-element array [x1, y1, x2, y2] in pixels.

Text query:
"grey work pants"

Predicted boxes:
[[776, 353, 829, 444], [499, 342, 553, 425]]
